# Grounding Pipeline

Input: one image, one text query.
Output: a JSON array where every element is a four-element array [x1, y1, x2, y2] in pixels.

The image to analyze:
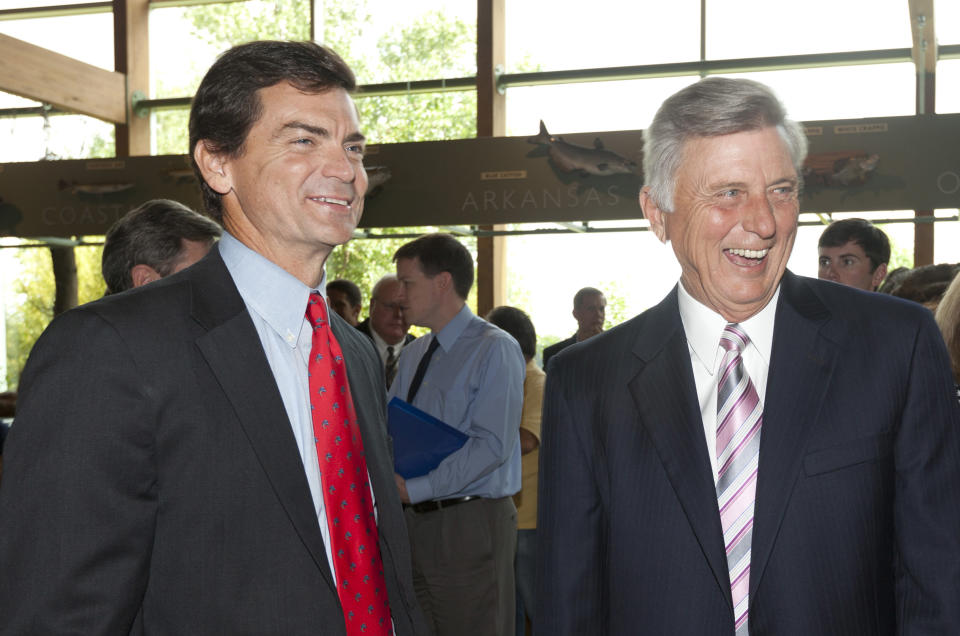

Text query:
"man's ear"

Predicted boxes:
[[639, 187, 668, 244], [193, 140, 232, 195], [434, 271, 453, 294], [872, 262, 888, 291], [130, 264, 162, 288]]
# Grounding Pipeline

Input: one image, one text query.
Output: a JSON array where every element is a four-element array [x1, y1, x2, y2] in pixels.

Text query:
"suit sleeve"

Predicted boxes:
[[0, 309, 157, 635], [895, 310, 960, 630], [535, 358, 607, 635]]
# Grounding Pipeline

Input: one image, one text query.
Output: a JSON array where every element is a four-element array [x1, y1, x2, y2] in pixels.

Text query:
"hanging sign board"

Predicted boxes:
[[1, 113, 958, 238]]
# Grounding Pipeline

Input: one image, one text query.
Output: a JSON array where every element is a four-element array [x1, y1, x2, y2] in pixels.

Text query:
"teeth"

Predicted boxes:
[[727, 248, 769, 259], [312, 196, 349, 206]]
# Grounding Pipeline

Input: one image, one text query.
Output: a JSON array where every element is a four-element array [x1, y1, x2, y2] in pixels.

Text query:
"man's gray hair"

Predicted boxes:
[[642, 76, 808, 213]]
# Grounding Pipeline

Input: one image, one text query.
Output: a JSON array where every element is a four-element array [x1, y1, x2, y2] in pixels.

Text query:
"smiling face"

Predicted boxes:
[[818, 240, 886, 291], [196, 82, 367, 286], [642, 126, 800, 323]]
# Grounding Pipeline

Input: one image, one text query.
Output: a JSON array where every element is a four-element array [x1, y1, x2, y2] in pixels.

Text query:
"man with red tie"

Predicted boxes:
[[536, 77, 960, 635], [0, 41, 425, 635]]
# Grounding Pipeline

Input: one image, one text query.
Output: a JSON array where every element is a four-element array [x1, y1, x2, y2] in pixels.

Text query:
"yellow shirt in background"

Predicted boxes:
[[514, 359, 545, 529]]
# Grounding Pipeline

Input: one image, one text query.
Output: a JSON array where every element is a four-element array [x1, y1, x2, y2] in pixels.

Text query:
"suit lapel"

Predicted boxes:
[[188, 251, 336, 592], [628, 288, 734, 606], [749, 271, 839, 597], [329, 315, 396, 530]]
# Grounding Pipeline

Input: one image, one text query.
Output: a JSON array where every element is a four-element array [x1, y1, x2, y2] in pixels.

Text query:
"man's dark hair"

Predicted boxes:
[[393, 233, 474, 300], [326, 278, 362, 307], [818, 218, 891, 272], [101, 199, 221, 294], [573, 287, 604, 309], [189, 40, 357, 222], [486, 306, 537, 359]]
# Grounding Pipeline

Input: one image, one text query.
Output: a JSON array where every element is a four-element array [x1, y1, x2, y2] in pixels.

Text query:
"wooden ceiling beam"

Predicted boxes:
[[0, 33, 126, 123]]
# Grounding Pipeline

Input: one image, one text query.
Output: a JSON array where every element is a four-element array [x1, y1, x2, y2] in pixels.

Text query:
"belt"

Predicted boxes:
[[405, 495, 480, 514]]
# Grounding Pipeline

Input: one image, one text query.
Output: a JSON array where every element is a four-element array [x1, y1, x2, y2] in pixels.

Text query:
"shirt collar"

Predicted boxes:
[[433, 303, 472, 352], [371, 327, 406, 357], [677, 281, 779, 375], [218, 232, 325, 348]]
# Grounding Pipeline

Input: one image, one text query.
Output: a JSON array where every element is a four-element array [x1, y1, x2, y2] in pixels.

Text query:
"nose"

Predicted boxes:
[[321, 147, 361, 185], [823, 264, 839, 281], [742, 194, 777, 238]]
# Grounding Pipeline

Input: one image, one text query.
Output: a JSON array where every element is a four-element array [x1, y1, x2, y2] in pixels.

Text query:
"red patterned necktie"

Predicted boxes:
[[716, 323, 762, 636], [306, 292, 391, 635]]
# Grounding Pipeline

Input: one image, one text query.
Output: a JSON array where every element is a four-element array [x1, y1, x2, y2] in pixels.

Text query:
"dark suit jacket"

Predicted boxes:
[[0, 249, 426, 635], [536, 271, 960, 635], [542, 334, 576, 371]]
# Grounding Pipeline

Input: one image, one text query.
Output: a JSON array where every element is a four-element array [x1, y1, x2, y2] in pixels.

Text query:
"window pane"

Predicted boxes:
[[707, 0, 910, 59], [935, 212, 960, 263], [152, 108, 190, 156], [505, 0, 700, 73], [358, 0, 476, 83], [0, 90, 38, 109], [937, 0, 960, 45], [356, 91, 476, 143], [937, 59, 960, 114], [0, 113, 113, 162], [149, 6, 223, 99], [0, 13, 114, 70], [2, 1, 101, 8], [505, 77, 696, 137], [723, 64, 916, 120]]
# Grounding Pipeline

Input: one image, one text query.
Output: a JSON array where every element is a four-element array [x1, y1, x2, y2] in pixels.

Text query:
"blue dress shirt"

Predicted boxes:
[[388, 304, 525, 504], [219, 232, 374, 583]]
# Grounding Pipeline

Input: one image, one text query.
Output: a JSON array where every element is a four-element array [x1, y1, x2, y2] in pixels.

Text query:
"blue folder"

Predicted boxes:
[[387, 397, 469, 479]]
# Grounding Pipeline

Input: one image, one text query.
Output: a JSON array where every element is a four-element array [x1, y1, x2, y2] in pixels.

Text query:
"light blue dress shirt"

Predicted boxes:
[[388, 304, 525, 504], [219, 232, 374, 584]]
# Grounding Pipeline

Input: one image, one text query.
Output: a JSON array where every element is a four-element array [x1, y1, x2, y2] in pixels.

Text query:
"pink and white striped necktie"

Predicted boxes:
[[716, 323, 762, 635]]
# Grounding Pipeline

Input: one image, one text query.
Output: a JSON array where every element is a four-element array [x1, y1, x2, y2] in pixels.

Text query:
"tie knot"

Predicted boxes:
[[306, 292, 329, 329], [720, 323, 750, 353]]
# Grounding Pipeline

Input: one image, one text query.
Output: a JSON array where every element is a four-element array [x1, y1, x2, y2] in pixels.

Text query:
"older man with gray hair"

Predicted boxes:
[[536, 77, 960, 635]]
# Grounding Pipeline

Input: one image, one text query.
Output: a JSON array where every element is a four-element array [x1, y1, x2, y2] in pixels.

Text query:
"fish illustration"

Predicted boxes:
[[58, 180, 134, 195], [802, 152, 880, 188], [527, 120, 637, 177], [364, 165, 392, 197], [831, 153, 879, 186]]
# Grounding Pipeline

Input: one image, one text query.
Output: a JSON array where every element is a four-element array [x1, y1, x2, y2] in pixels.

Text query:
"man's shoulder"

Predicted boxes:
[[785, 273, 932, 326], [543, 335, 576, 356], [356, 318, 374, 339]]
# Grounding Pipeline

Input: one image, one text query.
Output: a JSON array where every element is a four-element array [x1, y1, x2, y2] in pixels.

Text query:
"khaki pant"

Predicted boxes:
[[405, 496, 517, 636]]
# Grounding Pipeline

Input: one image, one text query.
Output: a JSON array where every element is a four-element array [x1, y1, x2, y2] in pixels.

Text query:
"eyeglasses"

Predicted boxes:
[[375, 300, 403, 312]]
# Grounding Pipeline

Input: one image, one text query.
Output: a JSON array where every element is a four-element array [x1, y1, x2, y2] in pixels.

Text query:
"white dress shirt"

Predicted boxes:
[[677, 282, 779, 483]]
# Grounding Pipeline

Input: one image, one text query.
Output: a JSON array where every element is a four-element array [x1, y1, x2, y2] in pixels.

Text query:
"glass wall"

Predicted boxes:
[[1, 0, 959, 383]]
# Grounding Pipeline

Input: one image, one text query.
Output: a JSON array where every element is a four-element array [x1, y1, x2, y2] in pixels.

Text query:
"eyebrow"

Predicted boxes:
[[279, 121, 366, 145], [709, 176, 798, 190]]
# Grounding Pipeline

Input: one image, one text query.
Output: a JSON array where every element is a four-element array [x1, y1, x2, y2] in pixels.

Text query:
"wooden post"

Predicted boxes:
[[476, 0, 505, 317], [113, 0, 151, 157]]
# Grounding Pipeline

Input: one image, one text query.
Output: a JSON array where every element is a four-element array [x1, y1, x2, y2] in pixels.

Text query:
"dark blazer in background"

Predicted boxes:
[[536, 270, 960, 635], [542, 334, 576, 371], [0, 248, 426, 635]]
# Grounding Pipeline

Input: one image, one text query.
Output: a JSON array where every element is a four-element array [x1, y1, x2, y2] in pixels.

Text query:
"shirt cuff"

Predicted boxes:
[[405, 475, 433, 504]]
